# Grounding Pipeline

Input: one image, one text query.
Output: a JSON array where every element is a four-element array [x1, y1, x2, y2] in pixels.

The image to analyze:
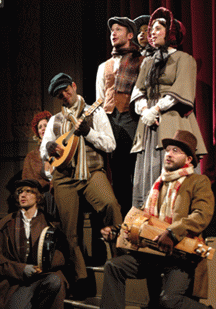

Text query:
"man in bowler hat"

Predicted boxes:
[[100, 130, 215, 309]]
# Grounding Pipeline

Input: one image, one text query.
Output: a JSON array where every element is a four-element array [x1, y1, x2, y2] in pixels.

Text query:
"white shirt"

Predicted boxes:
[[21, 209, 38, 239], [40, 103, 116, 160]]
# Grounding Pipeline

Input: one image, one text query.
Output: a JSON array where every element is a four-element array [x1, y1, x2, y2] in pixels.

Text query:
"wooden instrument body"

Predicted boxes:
[[49, 133, 79, 168], [116, 206, 215, 260], [49, 98, 103, 169]]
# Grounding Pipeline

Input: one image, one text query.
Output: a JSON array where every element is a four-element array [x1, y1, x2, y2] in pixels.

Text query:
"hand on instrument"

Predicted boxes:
[[34, 265, 42, 274], [74, 119, 90, 137], [46, 141, 63, 157], [154, 230, 174, 255], [24, 264, 37, 278], [100, 226, 120, 242], [141, 106, 159, 127]]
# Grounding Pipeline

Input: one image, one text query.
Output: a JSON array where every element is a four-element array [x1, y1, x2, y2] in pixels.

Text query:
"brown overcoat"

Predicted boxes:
[[0, 210, 69, 309], [22, 146, 51, 190], [117, 173, 214, 299], [168, 173, 214, 298]]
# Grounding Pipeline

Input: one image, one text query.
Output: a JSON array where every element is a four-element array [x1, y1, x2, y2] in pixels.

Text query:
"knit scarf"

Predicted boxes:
[[62, 95, 90, 180], [112, 44, 142, 94], [143, 164, 194, 223]]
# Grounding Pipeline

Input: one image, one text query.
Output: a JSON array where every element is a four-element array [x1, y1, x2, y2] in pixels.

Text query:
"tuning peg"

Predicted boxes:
[[196, 246, 206, 254]]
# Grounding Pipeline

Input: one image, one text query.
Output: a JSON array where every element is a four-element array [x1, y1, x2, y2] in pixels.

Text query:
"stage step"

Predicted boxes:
[[64, 265, 149, 309], [63, 213, 149, 308], [64, 297, 101, 309], [64, 296, 147, 309]]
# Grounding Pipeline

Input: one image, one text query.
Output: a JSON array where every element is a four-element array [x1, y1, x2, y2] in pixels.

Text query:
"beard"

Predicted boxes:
[[164, 159, 187, 172]]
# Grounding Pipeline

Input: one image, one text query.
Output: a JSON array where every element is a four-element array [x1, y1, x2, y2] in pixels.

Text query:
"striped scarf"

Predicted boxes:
[[62, 95, 90, 180], [143, 164, 194, 223]]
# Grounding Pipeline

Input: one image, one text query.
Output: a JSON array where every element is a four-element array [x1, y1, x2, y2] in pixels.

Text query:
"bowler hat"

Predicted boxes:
[[15, 179, 43, 193], [48, 73, 73, 97], [162, 130, 198, 167], [108, 16, 137, 37]]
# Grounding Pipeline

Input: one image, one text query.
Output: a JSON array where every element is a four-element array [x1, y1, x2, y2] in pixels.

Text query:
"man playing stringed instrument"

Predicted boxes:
[[100, 130, 215, 309], [40, 73, 122, 294]]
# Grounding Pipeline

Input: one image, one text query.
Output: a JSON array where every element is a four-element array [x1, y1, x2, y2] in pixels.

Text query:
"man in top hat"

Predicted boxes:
[[133, 15, 150, 55], [100, 130, 215, 309], [96, 16, 144, 219], [0, 179, 68, 309], [40, 73, 122, 289]]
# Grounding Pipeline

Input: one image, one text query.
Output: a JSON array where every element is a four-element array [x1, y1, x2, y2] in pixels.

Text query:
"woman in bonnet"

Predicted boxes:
[[130, 7, 207, 208]]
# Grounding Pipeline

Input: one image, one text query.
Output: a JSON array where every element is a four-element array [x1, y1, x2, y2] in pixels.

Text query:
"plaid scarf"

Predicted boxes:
[[143, 164, 194, 223], [112, 44, 142, 94], [62, 95, 90, 180]]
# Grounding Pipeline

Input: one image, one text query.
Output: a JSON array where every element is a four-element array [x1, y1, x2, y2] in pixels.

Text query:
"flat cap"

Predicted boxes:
[[108, 16, 137, 37], [133, 15, 150, 30], [15, 179, 43, 193], [48, 73, 73, 97]]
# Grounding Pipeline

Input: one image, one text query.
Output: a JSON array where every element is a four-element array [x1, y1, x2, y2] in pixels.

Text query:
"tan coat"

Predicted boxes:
[[131, 110, 207, 156], [168, 174, 214, 298], [130, 50, 207, 156]]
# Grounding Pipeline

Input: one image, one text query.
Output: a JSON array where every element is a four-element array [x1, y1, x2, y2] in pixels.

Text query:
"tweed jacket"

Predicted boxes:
[[0, 210, 69, 309], [165, 173, 214, 298]]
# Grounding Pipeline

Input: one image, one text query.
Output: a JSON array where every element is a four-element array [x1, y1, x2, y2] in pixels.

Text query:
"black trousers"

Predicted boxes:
[[6, 273, 62, 309], [100, 253, 209, 309], [108, 109, 138, 219]]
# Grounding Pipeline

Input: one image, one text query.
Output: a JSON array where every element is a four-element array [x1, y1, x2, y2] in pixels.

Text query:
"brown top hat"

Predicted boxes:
[[162, 130, 198, 167]]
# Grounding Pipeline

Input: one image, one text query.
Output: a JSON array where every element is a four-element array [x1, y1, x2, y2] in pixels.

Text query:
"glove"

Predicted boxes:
[[46, 141, 59, 156], [74, 119, 90, 137], [24, 264, 36, 278], [141, 106, 159, 126]]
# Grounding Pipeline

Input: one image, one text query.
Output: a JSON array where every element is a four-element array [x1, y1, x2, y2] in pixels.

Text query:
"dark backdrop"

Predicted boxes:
[[0, 0, 215, 216]]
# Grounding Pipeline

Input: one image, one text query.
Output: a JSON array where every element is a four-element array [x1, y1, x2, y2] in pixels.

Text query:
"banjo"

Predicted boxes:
[[37, 226, 58, 272]]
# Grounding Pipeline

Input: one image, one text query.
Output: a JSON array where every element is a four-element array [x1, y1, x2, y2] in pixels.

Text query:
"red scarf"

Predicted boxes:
[[143, 164, 194, 223]]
